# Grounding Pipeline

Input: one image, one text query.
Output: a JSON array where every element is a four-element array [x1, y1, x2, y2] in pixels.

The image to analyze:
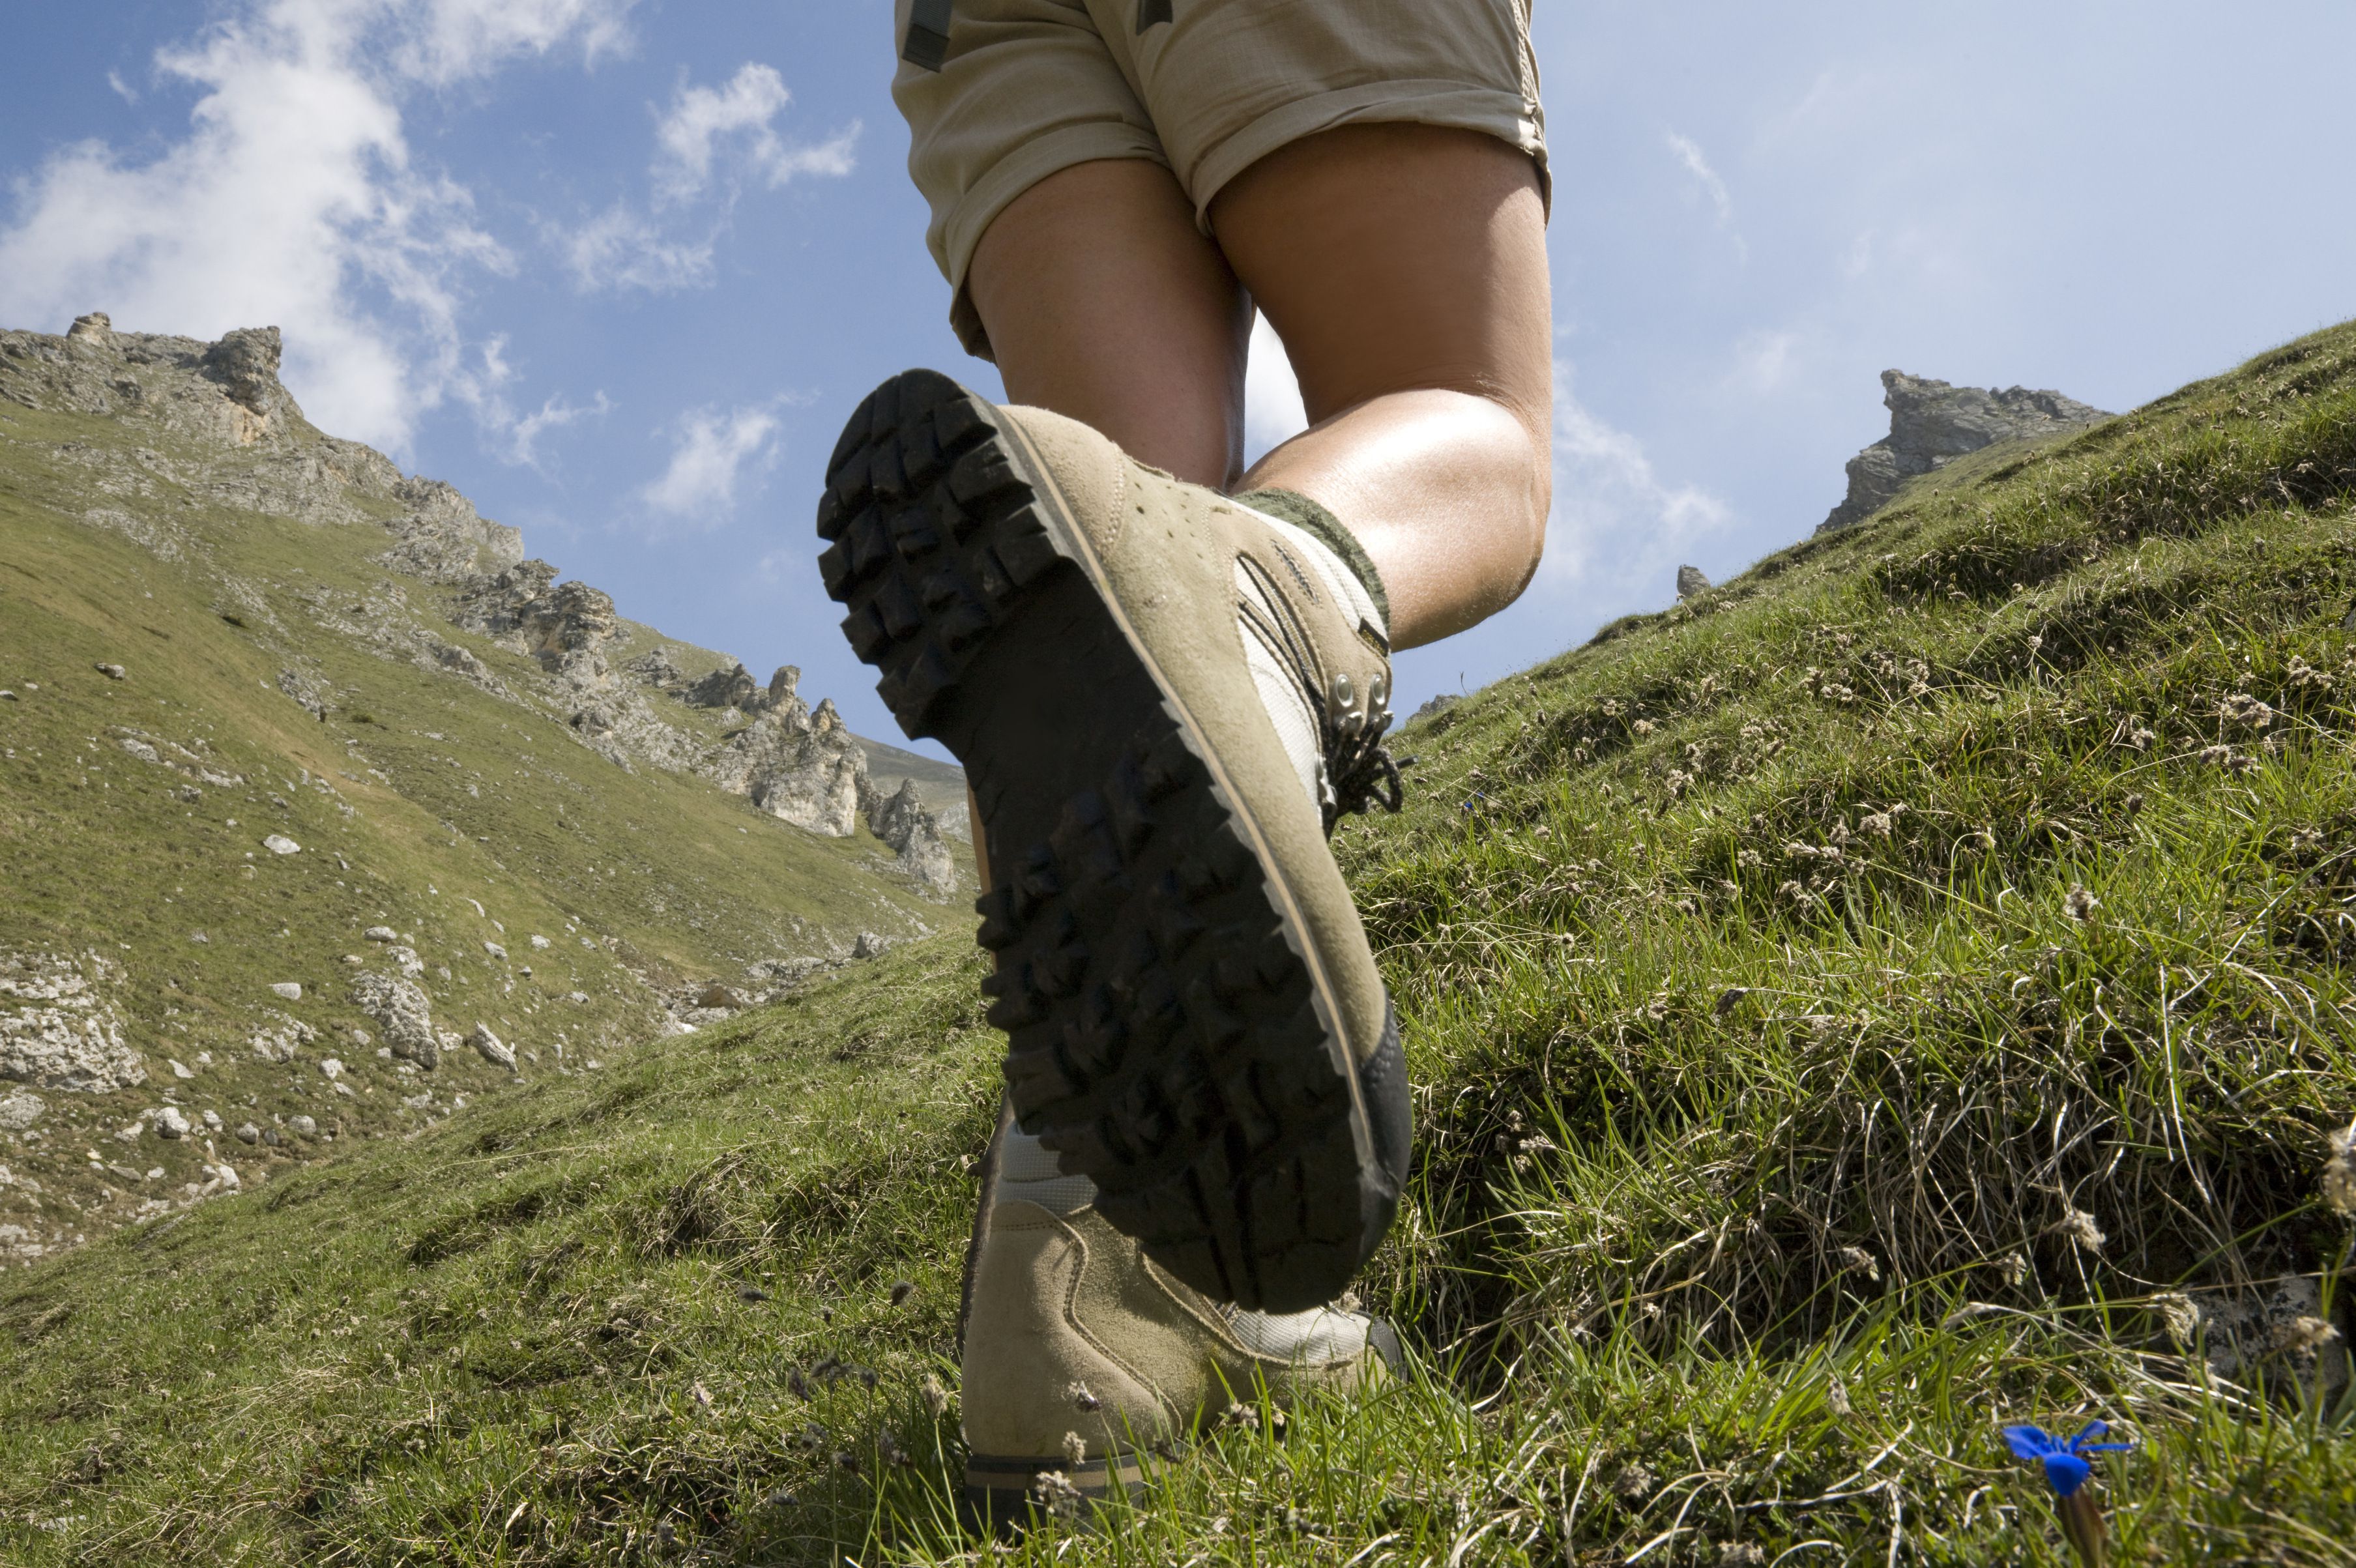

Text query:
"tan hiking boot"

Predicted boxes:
[[958, 1111, 1396, 1520], [818, 370, 1412, 1312]]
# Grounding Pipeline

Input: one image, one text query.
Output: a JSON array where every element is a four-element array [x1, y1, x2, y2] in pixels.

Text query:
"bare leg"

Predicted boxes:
[[1213, 124, 1552, 650], [967, 158, 1250, 491], [968, 132, 1549, 653]]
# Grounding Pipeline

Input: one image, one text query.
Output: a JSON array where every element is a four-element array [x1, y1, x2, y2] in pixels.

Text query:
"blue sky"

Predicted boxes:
[[4, 1, 2352, 755]]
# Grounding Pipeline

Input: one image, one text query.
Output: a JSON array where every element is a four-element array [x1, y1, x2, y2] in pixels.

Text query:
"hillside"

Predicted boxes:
[[3, 319, 2356, 1565], [0, 317, 968, 1270]]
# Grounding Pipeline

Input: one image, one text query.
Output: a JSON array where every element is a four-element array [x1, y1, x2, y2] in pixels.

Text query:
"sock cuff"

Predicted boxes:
[[1233, 487, 1389, 633]]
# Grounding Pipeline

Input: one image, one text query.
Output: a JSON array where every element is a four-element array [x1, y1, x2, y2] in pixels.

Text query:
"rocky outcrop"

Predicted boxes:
[[682, 659, 803, 714], [863, 776, 957, 894], [685, 660, 761, 711], [708, 695, 867, 835], [379, 476, 525, 584], [0, 951, 146, 1092], [351, 972, 439, 1069], [1818, 371, 2111, 533], [1676, 565, 1711, 599]]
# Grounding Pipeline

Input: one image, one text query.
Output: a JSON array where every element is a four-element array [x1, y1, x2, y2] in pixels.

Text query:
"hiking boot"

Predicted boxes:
[[818, 370, 1412, 1312], [957, 1107, 1397, 1521]]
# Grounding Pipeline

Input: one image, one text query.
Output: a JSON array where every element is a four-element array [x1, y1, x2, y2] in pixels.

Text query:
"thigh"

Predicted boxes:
[[1209, 123, 1552, 444], [967, 157, 1251, 489]]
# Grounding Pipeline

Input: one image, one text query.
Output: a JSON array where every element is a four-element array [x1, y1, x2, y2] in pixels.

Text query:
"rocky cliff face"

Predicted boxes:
[[1818, 371, 2111, 533], [0, 315, 961, 869]]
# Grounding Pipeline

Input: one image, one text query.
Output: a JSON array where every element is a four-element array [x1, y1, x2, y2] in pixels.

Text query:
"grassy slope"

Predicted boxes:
[[5, 324, 2356, 1564], [0, 375, 963, 1263]]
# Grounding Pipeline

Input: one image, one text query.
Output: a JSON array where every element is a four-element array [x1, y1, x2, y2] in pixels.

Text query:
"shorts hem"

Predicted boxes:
[[1186, 81, 1548, 229]]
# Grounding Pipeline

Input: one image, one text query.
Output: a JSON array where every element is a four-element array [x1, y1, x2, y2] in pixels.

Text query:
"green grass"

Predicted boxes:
[[5, 323, 2356, 1563], [0, 358, 966, 1270]]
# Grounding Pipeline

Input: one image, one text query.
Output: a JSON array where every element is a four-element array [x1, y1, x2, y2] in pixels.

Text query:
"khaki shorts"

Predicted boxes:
[[892, 0, 1548, 358]]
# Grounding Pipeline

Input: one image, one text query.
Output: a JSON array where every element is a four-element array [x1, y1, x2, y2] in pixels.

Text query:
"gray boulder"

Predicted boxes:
[[1818, 371, 2110, 533], [1676, 565, 1711, 600], [469, 1023, 517, 1073], [351, 972, 440, 1069]]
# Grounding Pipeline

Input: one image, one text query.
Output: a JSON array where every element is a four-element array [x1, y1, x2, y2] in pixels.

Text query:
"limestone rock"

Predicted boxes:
[[862, 777, 957, 895], [234, 1122, 261, 1144], [364, 926, 399, 942], [0, 950, 145, 1092], [1676, 565, 1711, 599], [288, 1114, 318, 1139], [1819, 370, 2111, 533], [377, 476, 525, 585], [66, 311, 112, 342], [249, 1013, 316, 1062], [685, 660, 761, 711], [351, 972, 439, 1069], [264, 835, 300, 856], [270, 981, 303, 1000], [152, 1107, 191, 1140], [0, 1088, 46, 1129], [852, 932, 895, 961], [708, 696, 867, 837], [469, 1023, 516, 1072]]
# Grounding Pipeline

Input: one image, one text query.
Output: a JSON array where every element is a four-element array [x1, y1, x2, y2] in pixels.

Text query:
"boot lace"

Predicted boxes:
[[1320, 706, 1404, 834]]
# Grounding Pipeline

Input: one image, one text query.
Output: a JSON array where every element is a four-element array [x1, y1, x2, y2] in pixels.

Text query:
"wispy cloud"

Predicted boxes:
[[653, 62, 857, 204], [1666, 131, 1747, 261], [0, 0, 639, 454], [1541, 360, 1735, 602], [560, 205, 714, 293], [560, 61, 856, 294], [639, 402, 785, 521]]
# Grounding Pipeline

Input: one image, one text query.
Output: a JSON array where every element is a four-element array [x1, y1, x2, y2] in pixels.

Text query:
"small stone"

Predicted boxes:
[[200, 1109, 223, 1132], [469, 1024, 516, 1072], [483, 941, 508, 961], [169, 1059, 195, 1080], [95, 663, 126, 680], [318, 1058, 344, 1081], [852, 931, 892, 961], [350, 1027, 371, 1046], [190, 932, 209, 944], [270, 981, 302, 1001], [233, 1122, 261, 1144], [529, 935, 551, 949], [288, 1115, 318, 1139], [363, 926, 399, 942], [152, 1107, 191, 1140], [263, 834, 300, 855], [0, 1089, 46, 1130]]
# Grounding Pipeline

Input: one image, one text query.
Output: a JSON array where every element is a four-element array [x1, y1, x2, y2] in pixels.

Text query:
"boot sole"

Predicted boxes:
[[817, 370, 1403, 1313]]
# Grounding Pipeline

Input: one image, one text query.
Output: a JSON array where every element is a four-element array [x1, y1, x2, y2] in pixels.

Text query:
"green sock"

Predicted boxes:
[[1232, 487, 1390, 633]]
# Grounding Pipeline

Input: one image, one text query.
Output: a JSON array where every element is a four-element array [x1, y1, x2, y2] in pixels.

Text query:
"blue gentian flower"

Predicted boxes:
[[2002, 1420, 2132, 1497]]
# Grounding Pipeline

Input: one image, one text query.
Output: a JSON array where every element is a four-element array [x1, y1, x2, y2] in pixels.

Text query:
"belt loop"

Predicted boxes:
[[903, 0, 953, 70], [1136, 0, 1172, 30]]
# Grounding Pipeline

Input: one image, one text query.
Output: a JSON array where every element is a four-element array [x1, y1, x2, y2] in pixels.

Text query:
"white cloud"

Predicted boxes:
[[0, 0, 638, 453], [652, 62, 856, 203], [639, 403, 783, 520], [1243, 312, 1309, 465], [558, 61, 856, 295], [1666, 131, 1746, 261], [560, 204, 714, 293], [1541, 360, 1734, 602]]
